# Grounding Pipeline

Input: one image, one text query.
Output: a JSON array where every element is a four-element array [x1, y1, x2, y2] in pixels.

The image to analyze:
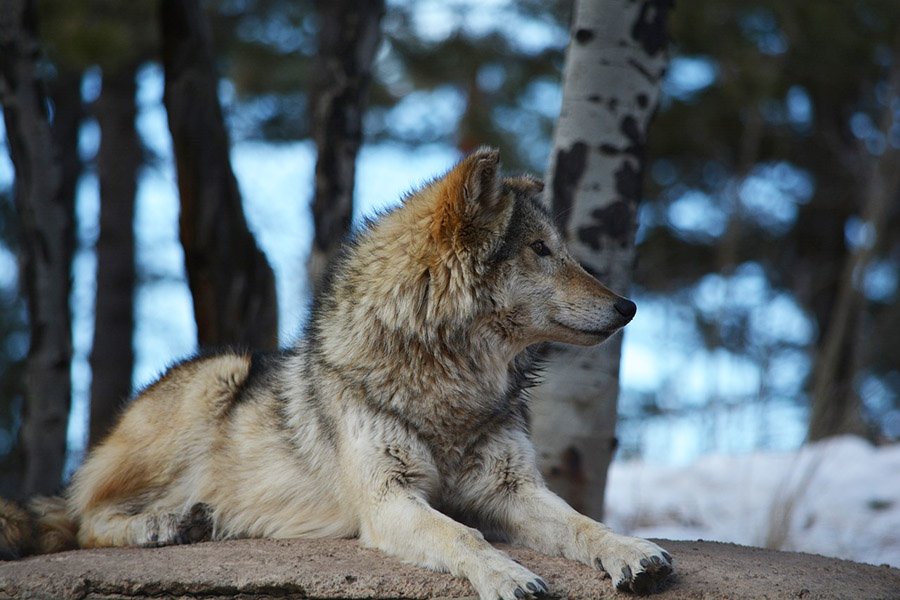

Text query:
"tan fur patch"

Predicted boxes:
[[430, 161, 471, 252], [81, 445, 158, 514], [428, 148, 501, 253]]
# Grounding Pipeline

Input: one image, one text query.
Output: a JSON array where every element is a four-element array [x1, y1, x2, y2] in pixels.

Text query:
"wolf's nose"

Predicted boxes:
[[614, 298, 637, 320]]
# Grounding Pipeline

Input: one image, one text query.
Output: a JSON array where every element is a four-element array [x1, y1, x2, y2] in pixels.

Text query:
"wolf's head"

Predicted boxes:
[[345, 147, 636, 357]]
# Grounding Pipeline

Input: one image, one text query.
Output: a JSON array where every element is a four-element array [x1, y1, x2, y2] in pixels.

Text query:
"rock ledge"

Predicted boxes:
[[1, 537, 897, 599]]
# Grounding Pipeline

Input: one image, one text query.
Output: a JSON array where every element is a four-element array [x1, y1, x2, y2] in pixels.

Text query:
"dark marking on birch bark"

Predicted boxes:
[[637, 93, 649, 108], [595, 116, 645, 159], [599, 143, 620, 156], [607, 98, 619, 112], [550, 141, 588, 230], [588, 94, 602, 103], [575, 29, 595, 44], [562, 446, 583, 478], [615, 161, 642, 204], [631, 0, 674, 57], [547, 445, 586, 513], [628, 57, 656, 83], [620, 115, 645, 158], [575, 112, 646, 249], [577, 201, 635, 250]]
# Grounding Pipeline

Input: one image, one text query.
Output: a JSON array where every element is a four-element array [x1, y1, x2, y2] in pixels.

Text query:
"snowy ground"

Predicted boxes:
[[605, 435, 900, 568]]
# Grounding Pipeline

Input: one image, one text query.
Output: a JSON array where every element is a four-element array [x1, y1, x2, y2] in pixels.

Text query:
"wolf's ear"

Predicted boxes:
[[431, 147, 507, 243], [455, 147, 502, 212], [504, 175, 545, 198], [504, 175, 550, 214], [535, 180, 551, 212], [508, 175, 550, 212]]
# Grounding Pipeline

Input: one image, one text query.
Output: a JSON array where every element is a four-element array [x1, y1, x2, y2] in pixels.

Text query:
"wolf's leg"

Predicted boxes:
[[458, 429, 673, 594], [347, 422, 547, 600], [360, 492, 548, 600], [79, 502, 213, 548]]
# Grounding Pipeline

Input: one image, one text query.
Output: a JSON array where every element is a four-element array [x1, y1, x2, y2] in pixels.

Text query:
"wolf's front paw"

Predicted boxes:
[[135, 513, 181, 547], [134, 504, 213, 548], [175, 503, 213, 544], [594, 535, 673, 594], [469, 554, 548, 600]]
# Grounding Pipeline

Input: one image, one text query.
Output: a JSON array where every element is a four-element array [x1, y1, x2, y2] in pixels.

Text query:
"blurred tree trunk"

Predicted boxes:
[[0, 0, 76, 495], [161, 0, 278, 349], [307, 0, 384, 294], [88, 64, 140, 447], [531, 0, 671, 519], [807, 49, 900, 441]]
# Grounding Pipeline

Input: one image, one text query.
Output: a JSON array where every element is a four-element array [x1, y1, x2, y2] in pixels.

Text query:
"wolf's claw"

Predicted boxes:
[[522, 578, 547, 596], [613, 548, 673, 594], [598, 535, 674, 594], [472, 554, 547, 600]]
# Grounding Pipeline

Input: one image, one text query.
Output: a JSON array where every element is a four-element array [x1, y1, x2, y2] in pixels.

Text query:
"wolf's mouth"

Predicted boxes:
[[550, 319, 617, 338]]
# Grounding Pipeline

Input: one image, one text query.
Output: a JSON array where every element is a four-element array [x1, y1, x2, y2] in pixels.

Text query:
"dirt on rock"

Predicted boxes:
[[1, 537, 897, 600]]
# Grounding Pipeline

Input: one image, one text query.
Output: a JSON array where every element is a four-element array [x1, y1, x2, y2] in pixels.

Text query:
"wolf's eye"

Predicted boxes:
[[530, 240, 551, 257]]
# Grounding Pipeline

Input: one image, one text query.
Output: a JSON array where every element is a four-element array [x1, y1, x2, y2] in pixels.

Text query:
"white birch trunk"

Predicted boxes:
[[532, 0, 671, 519]]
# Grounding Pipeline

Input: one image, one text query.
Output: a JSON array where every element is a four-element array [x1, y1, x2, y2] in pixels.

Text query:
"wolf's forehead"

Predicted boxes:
[[501, 193, 562, 246], [524, 193, 562, 237]]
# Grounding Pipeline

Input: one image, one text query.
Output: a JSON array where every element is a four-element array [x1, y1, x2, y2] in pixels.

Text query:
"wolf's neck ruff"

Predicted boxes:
[[308, 253, 524, 446]]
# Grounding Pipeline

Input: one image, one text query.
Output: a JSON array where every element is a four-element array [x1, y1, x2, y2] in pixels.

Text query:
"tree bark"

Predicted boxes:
[[0, 0, 75, 495], [531, 0, 671, 518], [307, 0, 384, 294], [88, 64, 140, 447], [161, 0, 278, 350]]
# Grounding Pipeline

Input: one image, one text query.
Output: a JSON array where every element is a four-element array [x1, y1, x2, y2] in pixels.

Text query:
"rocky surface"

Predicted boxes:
[[1, 537, 898, 599]]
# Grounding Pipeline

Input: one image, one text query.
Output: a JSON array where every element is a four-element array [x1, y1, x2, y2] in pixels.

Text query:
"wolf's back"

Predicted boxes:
[[0, 496, 77, 559]]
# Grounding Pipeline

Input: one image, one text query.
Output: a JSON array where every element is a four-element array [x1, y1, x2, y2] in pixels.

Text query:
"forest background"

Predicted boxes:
[[0, 0, 897, 528]]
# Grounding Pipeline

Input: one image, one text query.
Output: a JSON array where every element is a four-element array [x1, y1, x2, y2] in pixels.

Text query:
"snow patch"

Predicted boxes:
[[606, 436, 900, 568]]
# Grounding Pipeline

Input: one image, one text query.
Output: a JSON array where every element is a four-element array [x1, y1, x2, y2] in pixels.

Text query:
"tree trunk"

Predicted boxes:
[[161, 0, 278, 350], [807, 46, 900, 441], [307, 0, 384, 294], [531, 0, 671, 519], [88, 64, 140, 447], [0, 0, 75, 496]]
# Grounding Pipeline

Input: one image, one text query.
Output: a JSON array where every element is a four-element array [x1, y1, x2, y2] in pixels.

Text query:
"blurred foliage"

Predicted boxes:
[[208, 0, 317, 140], [38, 0, 158, 71], [637, 0, 900, 441], [370, 0, 569, 171], [209, 0, 570, 171]]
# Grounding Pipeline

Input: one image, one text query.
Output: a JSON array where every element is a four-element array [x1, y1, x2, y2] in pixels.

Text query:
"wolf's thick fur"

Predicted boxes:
[[2, 149, 672, 596]]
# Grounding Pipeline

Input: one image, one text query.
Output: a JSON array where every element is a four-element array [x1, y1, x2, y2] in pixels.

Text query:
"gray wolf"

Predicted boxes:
[[0, 149, 673, 596]]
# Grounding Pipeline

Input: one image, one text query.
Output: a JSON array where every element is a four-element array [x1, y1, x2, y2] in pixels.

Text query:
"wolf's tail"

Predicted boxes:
[[0, 496, 78, 559]]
